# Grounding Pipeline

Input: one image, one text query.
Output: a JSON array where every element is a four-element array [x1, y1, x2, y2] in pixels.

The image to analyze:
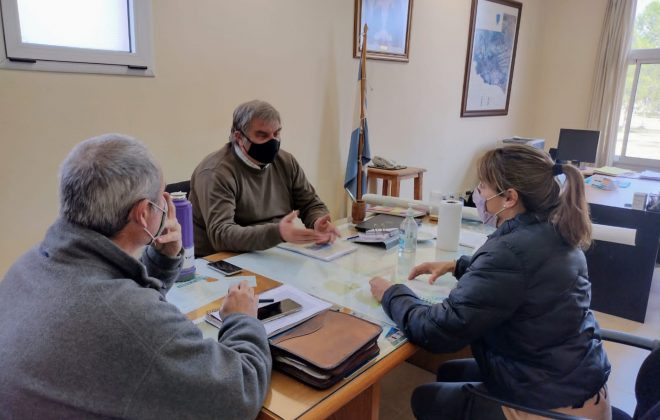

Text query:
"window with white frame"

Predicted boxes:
[[0, 0, 153, 76], [616, 0, 660, 167]]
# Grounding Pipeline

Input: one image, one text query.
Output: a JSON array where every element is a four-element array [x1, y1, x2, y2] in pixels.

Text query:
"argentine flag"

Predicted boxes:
[[344, 61, 371, 200]]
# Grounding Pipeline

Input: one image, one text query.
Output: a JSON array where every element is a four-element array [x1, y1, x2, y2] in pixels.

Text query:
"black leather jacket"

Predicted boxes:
[[382, 213, 610, 409]]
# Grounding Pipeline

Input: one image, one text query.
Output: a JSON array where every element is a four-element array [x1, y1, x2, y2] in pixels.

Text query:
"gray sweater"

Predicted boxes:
[[190, 143, 329, 255], [0, 218, 271, 419]]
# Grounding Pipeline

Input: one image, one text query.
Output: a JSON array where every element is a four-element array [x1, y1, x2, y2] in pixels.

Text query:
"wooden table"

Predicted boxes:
[[186, 252, 418, 420], [367, 167, 426, 200]]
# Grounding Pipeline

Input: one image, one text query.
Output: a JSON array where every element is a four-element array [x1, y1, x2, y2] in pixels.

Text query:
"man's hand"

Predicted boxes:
[[279, 211, 325, 244], [154, 192, 182, 258], [408, 261, 456, 284], [220, 280, 258, 318], [313, 214, 341, 244], [369, 276, 394, 302]]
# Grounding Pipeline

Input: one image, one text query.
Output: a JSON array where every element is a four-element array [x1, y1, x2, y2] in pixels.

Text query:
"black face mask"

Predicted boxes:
[[240, 130, 280, 164]]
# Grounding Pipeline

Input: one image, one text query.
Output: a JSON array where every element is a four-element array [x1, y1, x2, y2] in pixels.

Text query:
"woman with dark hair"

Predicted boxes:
[[370, 145, 611, 419]]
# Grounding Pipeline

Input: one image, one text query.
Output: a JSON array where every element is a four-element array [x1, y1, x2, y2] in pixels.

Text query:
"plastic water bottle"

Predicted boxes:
[[171, 191, 196, 282], [398, 206, 418, 254]]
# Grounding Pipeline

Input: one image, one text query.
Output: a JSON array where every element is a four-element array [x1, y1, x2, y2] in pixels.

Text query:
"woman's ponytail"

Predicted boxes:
[[550, 164, 592, 249]]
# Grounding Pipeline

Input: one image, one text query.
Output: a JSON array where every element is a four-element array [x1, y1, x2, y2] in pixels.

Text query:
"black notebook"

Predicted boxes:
[[355, 213, 422, 232]]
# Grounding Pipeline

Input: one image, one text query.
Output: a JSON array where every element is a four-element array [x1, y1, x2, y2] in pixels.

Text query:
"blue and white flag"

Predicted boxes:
[[344, 61, 371, 200]]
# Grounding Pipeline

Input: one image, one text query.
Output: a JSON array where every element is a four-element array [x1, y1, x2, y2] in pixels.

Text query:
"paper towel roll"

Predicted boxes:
[[436, 199, 463, 251]]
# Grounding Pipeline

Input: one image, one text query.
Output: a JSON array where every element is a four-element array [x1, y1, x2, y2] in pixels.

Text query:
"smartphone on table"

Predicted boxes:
[[257, 298, 302, 323], [207, 260, 242, 276]]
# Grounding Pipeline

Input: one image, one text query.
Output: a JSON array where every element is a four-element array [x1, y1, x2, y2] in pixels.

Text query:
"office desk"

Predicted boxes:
[[171, 220, 486, 419], [585, 177, 659, 208], [584, 178, 660, 322]]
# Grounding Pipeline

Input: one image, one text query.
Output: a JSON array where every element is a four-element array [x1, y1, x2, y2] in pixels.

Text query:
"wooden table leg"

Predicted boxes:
[[381, 179, 389, 196], [414, 173, 423, 200], [391, 180, 400, 197], [367, 174, 377, 195], [327, 382, 381, 420]]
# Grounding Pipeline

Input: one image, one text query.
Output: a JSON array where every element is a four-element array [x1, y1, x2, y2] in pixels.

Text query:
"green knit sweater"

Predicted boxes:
[[190, 142, 329, 255]]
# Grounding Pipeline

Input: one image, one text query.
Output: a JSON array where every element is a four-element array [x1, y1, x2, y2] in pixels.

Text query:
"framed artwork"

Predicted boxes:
[[461, 0, 522, 117], [353, 0, 413, 62]]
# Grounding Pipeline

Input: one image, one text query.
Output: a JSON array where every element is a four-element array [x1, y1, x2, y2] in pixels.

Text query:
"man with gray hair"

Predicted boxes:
[[0, 134, 271, 419], [190, 99, 340, 254]]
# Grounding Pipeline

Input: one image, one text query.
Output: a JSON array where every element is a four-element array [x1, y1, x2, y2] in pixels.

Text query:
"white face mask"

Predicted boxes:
[[472, 184, 505, 227], [143, 200, 167, 244]]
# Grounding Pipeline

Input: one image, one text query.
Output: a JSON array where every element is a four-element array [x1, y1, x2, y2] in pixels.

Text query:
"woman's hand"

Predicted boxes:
[[408, 261, 456, 284], [369, 276, 394, 302]]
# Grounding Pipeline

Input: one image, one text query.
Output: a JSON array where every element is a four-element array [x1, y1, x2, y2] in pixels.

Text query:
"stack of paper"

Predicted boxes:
[[206, 284, 333, 337], [168, 273, 257, 314], [640, 170, 660, 181], [277, 240, 357, 262], [593, 166, 636, 177]]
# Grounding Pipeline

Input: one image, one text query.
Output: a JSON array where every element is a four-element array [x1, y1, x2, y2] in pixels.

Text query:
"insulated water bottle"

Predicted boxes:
[[171, 191, 196, 282]]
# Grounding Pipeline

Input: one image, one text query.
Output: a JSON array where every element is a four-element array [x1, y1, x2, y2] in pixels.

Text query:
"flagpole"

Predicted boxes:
[[357, 24, 368, 200], [351, 23, 368, 223]]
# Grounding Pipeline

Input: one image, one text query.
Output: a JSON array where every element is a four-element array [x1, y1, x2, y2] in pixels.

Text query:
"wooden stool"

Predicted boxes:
[[367, 166, 426, 200]]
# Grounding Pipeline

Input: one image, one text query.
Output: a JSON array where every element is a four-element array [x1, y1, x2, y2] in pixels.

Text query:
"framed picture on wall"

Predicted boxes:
[[461, 0, 522, 117], [353, 0, 414, 62]]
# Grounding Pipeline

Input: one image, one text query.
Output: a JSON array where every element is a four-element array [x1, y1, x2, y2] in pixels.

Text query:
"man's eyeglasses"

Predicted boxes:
[[148, 200, 168, 238]]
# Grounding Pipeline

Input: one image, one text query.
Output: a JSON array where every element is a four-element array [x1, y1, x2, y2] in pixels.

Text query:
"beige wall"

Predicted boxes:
[[530, 0, 607, 150], [0, 0, 605, 276]]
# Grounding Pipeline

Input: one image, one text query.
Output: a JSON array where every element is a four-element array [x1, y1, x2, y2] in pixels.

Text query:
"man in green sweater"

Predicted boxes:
[[190, 100, 340, 255]]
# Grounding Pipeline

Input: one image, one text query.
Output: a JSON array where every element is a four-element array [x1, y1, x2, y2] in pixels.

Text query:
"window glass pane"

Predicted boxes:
[[627, 64, 660, 160], [616, 65, 637, 156], [16, 0, 130, 52], [633, 0, 660, 49]]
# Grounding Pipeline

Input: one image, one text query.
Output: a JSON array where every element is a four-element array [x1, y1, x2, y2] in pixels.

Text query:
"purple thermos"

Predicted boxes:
[[171, 191, 196, 282]]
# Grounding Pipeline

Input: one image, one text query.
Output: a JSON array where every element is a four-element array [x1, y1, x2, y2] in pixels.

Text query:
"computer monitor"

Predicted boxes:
[[556, 129, 599, 165]]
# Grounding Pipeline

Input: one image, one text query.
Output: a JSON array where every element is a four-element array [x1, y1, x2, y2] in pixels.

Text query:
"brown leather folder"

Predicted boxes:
[[269, 310, 383, 389]]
